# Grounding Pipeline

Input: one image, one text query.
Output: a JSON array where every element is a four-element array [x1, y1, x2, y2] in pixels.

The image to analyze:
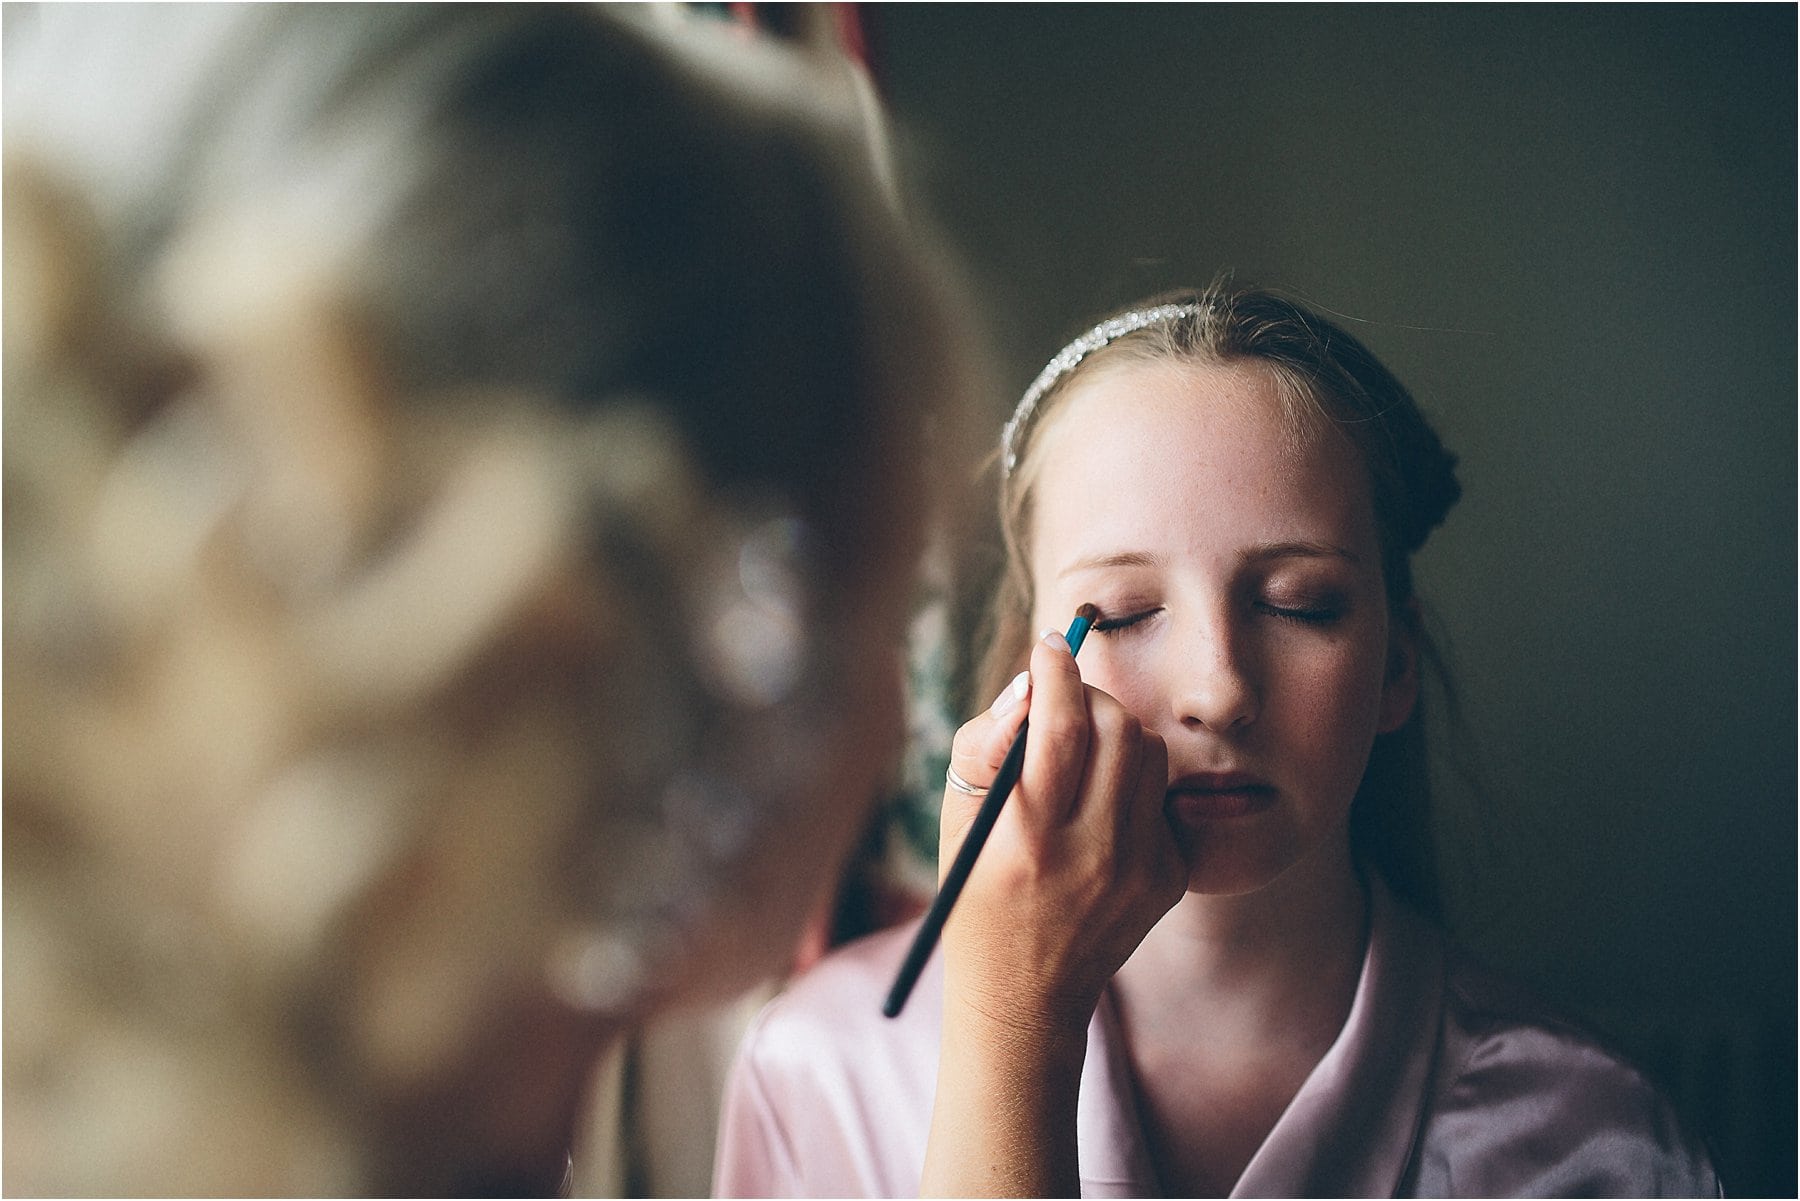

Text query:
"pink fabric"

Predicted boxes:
[[713, 878, 1718, 1197]]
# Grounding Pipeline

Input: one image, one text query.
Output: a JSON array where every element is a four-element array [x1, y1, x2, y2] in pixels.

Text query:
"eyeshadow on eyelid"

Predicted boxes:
[[1090, 598, 1156, 618], [1264, 589, 1345, 607]]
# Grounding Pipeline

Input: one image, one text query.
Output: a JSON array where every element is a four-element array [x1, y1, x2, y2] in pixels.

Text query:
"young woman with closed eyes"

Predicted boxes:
[[714, 284, 1718, 1198]]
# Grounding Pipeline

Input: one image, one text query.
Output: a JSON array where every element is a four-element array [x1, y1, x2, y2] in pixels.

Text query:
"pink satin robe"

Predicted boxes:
[[713, 877, 1718, 1197]]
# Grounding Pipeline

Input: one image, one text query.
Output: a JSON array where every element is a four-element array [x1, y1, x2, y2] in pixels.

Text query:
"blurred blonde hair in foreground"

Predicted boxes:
[[3, 4, 980, 1193]]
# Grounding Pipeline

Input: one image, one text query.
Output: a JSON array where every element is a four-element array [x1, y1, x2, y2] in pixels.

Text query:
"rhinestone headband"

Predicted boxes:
[[1001, 302, 1201, 475]]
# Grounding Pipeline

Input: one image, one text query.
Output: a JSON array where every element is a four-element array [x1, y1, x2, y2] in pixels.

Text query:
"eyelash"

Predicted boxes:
[[1090, 602, 1343, 635], [1091, 609, 1156, 636], [1256, 602, 1342, 626]]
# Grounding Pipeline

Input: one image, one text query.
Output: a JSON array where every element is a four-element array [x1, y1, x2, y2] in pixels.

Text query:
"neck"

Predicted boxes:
[[1115, 840, 1368, 1056]]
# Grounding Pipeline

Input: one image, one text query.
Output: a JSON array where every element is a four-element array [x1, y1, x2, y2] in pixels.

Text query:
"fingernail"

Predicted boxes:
[[990, 670, 1030, 716], [1042, 628, 1070, 653]]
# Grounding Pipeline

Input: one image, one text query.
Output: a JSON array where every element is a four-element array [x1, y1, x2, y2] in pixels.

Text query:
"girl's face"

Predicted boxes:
[[1027, 357, 1416, 896]]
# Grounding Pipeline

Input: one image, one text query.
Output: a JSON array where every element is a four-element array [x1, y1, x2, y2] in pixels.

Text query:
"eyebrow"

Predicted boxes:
[[1057, 540, 1361, 580], [1057, 549, 1162, 579], [1243, 540, 1363, 566]]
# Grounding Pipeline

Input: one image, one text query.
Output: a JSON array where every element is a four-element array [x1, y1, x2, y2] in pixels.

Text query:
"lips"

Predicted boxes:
[[1165, 771, 1275, 820]]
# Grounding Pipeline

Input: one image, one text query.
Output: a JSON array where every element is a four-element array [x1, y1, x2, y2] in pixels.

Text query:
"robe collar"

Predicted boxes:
[[1074, 875, 1447, 1197]]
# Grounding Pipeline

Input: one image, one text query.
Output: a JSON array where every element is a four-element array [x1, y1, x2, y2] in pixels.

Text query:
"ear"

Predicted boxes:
[[1376, 598, 1421, 734]]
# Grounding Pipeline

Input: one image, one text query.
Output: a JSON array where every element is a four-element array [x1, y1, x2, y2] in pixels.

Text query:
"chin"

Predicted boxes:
[[1171, 812, 1324, 898], [1183, 865, 1291, 898], [1179, 809, 1362, 906], [1178, 844, 1301, 897]]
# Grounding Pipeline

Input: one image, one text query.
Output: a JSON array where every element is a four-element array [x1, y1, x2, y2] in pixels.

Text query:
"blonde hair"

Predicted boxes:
[[4, 5, 977, 1192]]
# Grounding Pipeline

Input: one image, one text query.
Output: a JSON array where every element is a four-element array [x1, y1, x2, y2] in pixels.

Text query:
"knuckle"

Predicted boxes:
[[953, 719, 1010, 769], [1089, 699, 1139, 742], [1141, 750, 1169, 793], [1035, 707, 1087, 752]]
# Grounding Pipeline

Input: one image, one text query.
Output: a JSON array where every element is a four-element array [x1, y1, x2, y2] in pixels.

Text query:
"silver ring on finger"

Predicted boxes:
[[945, 764, 987, 797]]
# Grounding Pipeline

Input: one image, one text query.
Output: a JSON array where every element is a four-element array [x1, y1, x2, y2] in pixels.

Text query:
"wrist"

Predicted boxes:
[[943, 951, 1104, 1032], [940, 973, 1093, 1073], [926, 987, 1088, 1198]]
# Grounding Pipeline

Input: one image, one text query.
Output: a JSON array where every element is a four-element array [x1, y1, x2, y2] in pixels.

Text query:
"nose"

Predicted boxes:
[[1171, 615, 1259, 733]]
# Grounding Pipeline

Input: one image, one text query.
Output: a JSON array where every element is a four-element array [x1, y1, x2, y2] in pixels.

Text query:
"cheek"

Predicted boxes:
[[1275, 635, 1391, 757], [1075, 648, 1159, 720]]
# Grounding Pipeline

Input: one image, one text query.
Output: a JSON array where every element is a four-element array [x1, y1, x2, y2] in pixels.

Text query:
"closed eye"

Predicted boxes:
[[1092, 608, 1160, 635], [1256, 601, 1342, 625]]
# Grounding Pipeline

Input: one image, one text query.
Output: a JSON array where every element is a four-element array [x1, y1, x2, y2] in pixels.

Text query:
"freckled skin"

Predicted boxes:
[[1027, 357, 1416, 896]]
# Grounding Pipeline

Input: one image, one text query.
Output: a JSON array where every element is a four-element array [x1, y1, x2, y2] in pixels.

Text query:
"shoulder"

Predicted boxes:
[[1411, 948, 1720, 1197], [737, 920, 937, 1084], [714, 922, 939, 1197]]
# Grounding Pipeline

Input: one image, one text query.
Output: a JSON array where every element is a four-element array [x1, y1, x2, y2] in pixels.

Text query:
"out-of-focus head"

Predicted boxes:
[[3, 4, 976, 1192]]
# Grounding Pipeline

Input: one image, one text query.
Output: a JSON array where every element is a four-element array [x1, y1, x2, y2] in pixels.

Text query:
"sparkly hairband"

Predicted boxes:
[[1000, 301, 1201, 476]]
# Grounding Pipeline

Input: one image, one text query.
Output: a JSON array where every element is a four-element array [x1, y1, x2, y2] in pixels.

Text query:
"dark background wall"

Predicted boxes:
[[871, 5, 1795, 1193]]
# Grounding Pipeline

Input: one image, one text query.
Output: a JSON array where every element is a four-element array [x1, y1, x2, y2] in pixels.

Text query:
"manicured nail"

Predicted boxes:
[[1042, 629, 1070, 653], [990, 670, 1030, 717]]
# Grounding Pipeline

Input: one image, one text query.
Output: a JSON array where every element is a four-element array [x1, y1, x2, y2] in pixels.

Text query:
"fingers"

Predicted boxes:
[[1017, 629, 1090, 829], [1134, 730, 1170, 841], [941, 668, 1032, 843], [942, 628, 1174, 873], [1073, 690, 1149, 830], [934, 633, 1182, 1017], [948, 669, 1031, 779], [1114, 727, 1186, 911], [1014, 636, 1178, 914]]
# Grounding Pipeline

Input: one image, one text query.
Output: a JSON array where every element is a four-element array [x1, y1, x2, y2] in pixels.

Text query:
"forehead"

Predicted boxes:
[[1026, 357, 1375, 568]]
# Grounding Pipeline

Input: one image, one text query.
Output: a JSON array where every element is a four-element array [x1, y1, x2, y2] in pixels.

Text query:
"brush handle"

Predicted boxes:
[[882, 609, 1095, 1019]]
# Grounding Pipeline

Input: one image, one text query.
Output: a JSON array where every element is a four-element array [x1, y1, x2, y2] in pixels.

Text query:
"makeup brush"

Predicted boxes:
[[882, 603, 1099, 1018]]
